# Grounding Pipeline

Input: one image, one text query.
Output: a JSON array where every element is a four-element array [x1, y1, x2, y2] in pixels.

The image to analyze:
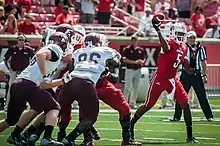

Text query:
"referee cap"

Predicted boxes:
[[186, 31, 197, 38]]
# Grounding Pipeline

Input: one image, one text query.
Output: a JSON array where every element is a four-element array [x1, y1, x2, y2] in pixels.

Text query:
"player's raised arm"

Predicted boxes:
[[152, 13, 170, 53]]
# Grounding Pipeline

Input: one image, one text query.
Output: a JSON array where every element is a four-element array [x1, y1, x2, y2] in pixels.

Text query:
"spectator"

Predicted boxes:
[[16, 0, 32, 13], [133, 0, 146, 19], [190, 6, 206, 37], [54, 0, 64, 17], [18, 14, 38, 34], [203, 0, 220, 17], [123, 36, 146, 109], [1, 14, 17, 34], [97, 0, 115, 24], [76, 0, 97, 24], [4, 33, 35, 111], [138, 7, 154, 36], [175, 0, 190, 18], [203, 22, 220, 38], [165, 0, 178, 20], [0, 6, 6, 29], [55, 5, 76, 25], [4, 3, 20, 19], [154, 0, 170, 11]]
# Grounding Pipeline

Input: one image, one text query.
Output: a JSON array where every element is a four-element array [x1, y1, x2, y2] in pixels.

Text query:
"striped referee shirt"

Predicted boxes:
[[186, 43, 207, 73]]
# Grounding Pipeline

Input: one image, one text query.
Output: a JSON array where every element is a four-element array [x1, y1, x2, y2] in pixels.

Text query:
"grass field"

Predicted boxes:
[[0, 99, 220, 146]]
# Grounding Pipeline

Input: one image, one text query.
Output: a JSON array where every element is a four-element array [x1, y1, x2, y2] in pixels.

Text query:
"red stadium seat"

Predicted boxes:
[[44, 14, 56, 22], [31, 6, 39, 13], [29, 13, 41, 22]]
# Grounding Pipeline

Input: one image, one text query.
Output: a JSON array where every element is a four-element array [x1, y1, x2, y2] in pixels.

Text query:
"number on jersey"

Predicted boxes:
[[173, 53, 182, 68], [78, 52, 101, 64]]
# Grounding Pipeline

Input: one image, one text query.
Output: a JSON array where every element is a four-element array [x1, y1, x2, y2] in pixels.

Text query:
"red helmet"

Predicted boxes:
[[84, 33, 101, 47], [48, 32, 69, 51], [56, 24, 75, 44]]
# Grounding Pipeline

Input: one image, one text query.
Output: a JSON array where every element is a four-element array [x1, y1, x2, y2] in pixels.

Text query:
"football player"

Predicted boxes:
[[0, 32, 69, 146], [39, 33, 121, 146], [57, 33, 142, 146], [19, 24, 81, 145], [130, 20, 199, 143]]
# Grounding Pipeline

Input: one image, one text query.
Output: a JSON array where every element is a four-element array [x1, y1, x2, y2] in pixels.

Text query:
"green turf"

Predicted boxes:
[[0, 99, 220, 146]]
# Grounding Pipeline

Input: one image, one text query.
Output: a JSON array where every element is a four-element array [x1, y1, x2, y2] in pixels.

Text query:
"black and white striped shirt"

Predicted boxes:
[[186, 43, 207, 73]]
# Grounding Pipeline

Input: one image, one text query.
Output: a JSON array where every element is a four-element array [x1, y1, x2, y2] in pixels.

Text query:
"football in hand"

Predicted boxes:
[[152, 13, 165, 24]]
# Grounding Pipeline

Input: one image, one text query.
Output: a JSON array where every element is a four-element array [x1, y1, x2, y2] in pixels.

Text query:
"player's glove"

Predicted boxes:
[[62, 71, 72, 84], [152, 20, 161, 32]]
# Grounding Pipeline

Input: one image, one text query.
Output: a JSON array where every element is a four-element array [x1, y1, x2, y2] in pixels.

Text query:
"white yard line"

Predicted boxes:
[[1, 109, 220, 114], [70, 119, 220, 127]]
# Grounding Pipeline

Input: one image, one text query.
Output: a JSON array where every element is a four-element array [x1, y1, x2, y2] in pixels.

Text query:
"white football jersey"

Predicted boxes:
[[17, 44, 63, 86], [71, 46, 121, 84]]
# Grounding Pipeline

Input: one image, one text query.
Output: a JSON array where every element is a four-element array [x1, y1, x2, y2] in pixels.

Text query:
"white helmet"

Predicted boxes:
[[72, 24, 86, 46], [170, 22, 187, 45], [98, 33, 109, 47]]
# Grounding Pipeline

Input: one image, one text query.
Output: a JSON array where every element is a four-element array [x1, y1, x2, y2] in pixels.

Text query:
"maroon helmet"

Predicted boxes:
[[84, 33, 101, 47], [48, 32, 69, 51], [56, 24, 75, 44]]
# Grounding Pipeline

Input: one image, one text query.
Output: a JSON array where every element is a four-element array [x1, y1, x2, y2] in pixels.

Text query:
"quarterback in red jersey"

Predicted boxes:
[[130, 21, 199, 143]]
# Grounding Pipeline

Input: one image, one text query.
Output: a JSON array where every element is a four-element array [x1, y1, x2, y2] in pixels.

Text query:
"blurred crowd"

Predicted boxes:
[[0, 0, 219, 38]]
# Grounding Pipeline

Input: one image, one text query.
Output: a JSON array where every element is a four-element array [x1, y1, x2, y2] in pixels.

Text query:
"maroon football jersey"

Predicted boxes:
[[156, 40, 187, 79]]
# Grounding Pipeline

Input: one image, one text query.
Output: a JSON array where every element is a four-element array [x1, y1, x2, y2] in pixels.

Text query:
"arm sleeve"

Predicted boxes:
[[48, 48, 60, 62], [200, 46, 207, 61]]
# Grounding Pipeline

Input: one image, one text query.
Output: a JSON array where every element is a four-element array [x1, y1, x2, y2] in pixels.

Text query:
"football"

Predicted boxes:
[[152, 13, 165, 24]]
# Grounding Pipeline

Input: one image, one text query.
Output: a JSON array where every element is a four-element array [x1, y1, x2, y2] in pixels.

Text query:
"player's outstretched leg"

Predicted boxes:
[[182, 102, 199, 144], [130, 105, 150, 140]]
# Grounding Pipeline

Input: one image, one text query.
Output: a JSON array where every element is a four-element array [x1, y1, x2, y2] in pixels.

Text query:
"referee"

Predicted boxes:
[[170, 31, 214, 122]]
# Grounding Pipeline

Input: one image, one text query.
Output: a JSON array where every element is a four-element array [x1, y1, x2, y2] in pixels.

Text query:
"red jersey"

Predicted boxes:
[[156, 40, 187, 79]]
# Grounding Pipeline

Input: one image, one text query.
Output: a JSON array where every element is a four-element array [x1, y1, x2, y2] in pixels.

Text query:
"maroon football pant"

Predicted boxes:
[[58, 77, 130, 125]]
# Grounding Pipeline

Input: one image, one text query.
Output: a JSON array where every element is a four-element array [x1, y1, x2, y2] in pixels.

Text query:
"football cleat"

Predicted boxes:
[[61, 137, 76, 146], [121, 139, 142, 146], [91, 126, 100, 140], [7, 134, 27, 146], [20, 132, 30, 142], [80, 139, 94, 146], [41, 137, 64, 146], [186, 137, 199, 144], [207, 118, 214, 122], [169, 118, 180, 122], [28, 133, 39, 145]]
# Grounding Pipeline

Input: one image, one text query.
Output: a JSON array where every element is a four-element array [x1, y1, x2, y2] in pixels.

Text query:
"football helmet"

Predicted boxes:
[[56, 24, 75, 45], [98, 34, 109, 47], [170, 22, 187, 45], [84, 33, 101, 47], [72, 24, 86, 46], [48, 32, 69, 52]]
